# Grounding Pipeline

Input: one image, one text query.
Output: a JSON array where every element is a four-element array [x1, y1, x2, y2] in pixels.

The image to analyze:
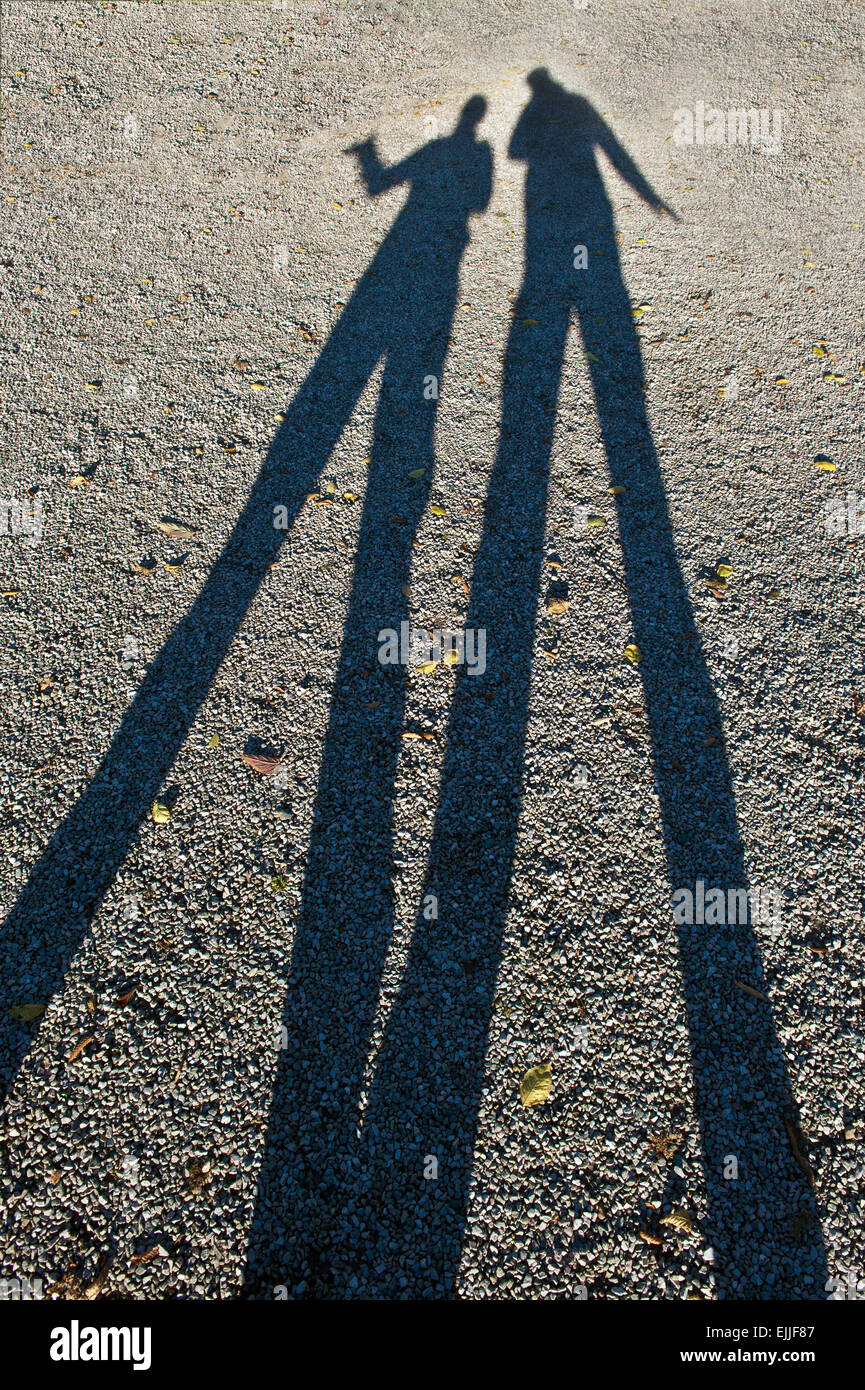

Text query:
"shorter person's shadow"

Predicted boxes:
[[0, 101, 491, 1132]]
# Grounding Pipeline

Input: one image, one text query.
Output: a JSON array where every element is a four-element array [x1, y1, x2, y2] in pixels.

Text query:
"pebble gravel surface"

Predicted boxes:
[[0, 0, 862, 1301]]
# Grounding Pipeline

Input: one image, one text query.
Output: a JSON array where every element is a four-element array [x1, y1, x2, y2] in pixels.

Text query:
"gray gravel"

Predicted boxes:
[[0, 0, 863, 1301]]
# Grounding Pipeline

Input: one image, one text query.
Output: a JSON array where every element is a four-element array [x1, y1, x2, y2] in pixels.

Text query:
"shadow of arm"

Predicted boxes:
[[346, 137, 420, 196], [596, 121, 679, 220]]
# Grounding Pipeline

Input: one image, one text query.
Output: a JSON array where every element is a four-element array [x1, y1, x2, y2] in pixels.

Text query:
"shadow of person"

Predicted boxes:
[[0, 92, 492, 1154], [330, 70, 825, 1299], [239, 102, 496, 1299]]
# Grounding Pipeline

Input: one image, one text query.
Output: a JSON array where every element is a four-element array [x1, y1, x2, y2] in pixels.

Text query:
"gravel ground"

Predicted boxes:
[[0, 0, 863, 1301]]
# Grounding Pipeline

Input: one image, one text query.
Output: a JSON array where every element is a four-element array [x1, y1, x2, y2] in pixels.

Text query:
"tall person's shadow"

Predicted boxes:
[[298, 70, 824, 1299], [0, 100, 491, 1122]]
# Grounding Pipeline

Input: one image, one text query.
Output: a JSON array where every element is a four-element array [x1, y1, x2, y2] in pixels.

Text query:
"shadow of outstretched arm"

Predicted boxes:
[[595, 117, 680, 219]]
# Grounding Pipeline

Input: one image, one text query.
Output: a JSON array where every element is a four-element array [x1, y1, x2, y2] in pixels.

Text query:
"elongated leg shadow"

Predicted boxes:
[[349, 73, 825, 1299], [0, 99, 492, 1152]]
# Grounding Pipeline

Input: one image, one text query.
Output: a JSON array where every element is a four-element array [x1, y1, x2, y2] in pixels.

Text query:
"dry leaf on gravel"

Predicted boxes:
[[646, 1132, 682, 1161], [156, 519, 196, 539], [639, 1229, 664, 1246], [8, 1002, 45, 1022], [660, 1210, 694, 1233], [734, 980, 767, 1001], [68, 1035, 95, 1063], [241, 752, 281, 775], [188, 1159, 212, 1196], [129, 1247, 162, 1267], [84, 1255, 111, 1300], [519, 1063, 552, 1107]]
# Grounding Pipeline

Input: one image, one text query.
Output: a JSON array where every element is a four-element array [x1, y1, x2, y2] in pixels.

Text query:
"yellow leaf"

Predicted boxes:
[[343, 491, 358, 502], [151, 801, 171, 824], [520, 1063, 552, 1107], [813, 455, 836, 471], [716, 563, 733, 578], [430, 505, 446, 516], [415, 660, 437, 674], [608, 485, 626, 495], [624, 643, 642, 664], [443, 649, 459, 666], [207, 734, 220, 749], [250, 382, 265, 390], [324, 480, 336, 495], [8, 1003, 45, 1022], [766, 588, 781, 599], [586, 514, 606, 527], [775, 376, 788, 386], [68, 475, 90, 489], [408, 468, 426, 479]]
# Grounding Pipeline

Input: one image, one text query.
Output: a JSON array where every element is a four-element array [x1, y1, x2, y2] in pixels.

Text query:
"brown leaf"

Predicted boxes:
[[241, 752, 281, 776], [660, 1209, 694, 1233], [188, 1159, 212, 1196], [84, 1255, 111, 1300], [639, 1229, 664, 1246], [129, 1246, 161, 1267], [156, 519, 196, 539], [734, 980, 767, 1001], [68, 1035, 95, 1063], [115, 985, 139, 1006], [783, 1117, 815, 1186], [646, 1132, 682, 1161]]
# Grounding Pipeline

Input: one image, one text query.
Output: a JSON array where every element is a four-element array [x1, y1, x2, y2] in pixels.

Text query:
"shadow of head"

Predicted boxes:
[[455, 93, 487, 134]]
